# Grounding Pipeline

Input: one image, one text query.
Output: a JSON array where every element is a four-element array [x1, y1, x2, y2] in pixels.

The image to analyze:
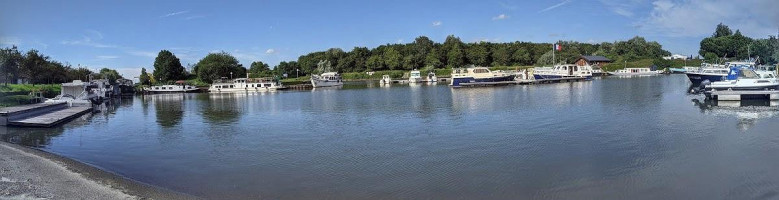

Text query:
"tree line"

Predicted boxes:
[[0, 46, 124, 86], [148, 35, 671, 84], [699, 23, 779, 64]]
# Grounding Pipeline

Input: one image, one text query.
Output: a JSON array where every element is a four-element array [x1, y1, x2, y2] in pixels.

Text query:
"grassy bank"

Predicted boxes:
[[0, 84, 60, 107]]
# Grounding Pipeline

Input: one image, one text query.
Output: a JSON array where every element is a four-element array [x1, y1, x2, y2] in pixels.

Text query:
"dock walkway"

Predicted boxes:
[[0, 102, 92, 127], [708, 90, 779, 101]]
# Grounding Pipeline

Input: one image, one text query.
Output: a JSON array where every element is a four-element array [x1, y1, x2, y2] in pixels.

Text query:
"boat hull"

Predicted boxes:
[[311, 79, 343, 88], [685, 72, 726, 86], [451, 75, 515, 86], [146, 89, 199, 94], [607, 72, 659, 76]]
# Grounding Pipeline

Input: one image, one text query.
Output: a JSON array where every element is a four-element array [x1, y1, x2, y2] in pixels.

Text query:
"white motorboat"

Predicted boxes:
[[145, 81, 199, 93], [608, 68, 659, 76], [704, 67, 779, 97], [450, 66, 514, 86], [46, 79, 110, 106], [686, 62, 754, 85], [426, 72, 437, 82], [209, 77, 285, 93], [409, 70, 423, 83], [533, 64, 593, 80], [311, 72, 343, 88], [380, 75, 392, 84]]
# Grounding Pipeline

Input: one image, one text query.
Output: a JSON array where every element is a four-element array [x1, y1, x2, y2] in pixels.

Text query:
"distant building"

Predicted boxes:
[[575, 56, 612, 68], [662, 54, 689, 60]]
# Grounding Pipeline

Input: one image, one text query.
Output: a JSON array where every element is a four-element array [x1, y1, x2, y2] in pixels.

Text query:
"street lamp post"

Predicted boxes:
[[296, 69, 299, 78], [230, 72, 233, 79]]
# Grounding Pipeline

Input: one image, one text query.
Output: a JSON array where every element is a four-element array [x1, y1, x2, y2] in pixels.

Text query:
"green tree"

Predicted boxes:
[[67, 67, 93, 82], [424, 48, 443, 68], [443, 35, 465, 68], [491, 45, 511, 66], [249, 61, 271, 77], [0, 46, 23, 85], [153, 50, 185, 83], [383, 47, 402, 70], [366, 54, 384, 71], [19, 49, 49, 85], [466, 42, 490, 66], [512, 48, 532, 65], [713, 23, 733, 38], [98, 68, 122, 82], [195, 52, 245, 83], [139, 68, 151, 85]]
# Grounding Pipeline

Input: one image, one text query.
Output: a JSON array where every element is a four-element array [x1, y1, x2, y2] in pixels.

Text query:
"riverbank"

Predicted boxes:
[[0, 84, 60, 107], [0, 142, 197, 200]]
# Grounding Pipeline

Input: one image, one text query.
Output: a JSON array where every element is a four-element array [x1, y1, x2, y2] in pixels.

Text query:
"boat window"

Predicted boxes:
[[739, 69, 759, 79], [264, 84, 270, 87]]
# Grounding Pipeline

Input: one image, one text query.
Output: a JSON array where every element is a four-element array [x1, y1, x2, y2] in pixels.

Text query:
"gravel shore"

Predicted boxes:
[[0, 142, 197, 200]]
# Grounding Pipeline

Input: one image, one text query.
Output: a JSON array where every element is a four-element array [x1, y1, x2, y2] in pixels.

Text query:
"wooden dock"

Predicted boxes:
[[8, 107, 92, 127], [708, 90, 779, 101], [0, 102, 93, 127], [455, 77, 588, 87]]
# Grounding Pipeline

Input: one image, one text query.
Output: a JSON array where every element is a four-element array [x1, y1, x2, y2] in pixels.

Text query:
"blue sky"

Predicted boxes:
[[1, 0, 777, 80]]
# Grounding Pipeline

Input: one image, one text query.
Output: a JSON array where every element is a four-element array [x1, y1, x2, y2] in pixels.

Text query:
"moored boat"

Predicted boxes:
[[209, 77, 285, 93], [145, 81, 199, 94], [686, 62, 754, 86], [608, 68, 659, 76], [380, 75, 392, 84], [311, 72, 343, 88], [426, 71, 437, 82], [703, 66, 779, 98], [409, 70, 422, 83], [450, 66, 514, 87], [533, 64, 593, 80]]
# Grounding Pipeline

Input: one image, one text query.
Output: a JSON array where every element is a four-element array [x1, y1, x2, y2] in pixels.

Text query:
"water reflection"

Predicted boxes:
[[200, 93, 243, 124], [146, 94, 186, 127], [691, 98, 779, 131]]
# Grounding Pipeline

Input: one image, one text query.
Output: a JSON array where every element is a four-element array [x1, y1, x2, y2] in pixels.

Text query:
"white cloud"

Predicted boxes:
[[396, 39, 404, 43], [0, 36, 21, 46], [539, 0, 572, 13], [96, 55, 119, 60], [61, 30, 117, 48], [598, 0, 647, 17], [162, 10, 189, 18], [492, 14, 509, 20], [640, 0, 779, 37], [265, 49, 276, 54], [184, 15, 205, 20], [432, 21, 442, 26], [127, 51, 156, 58]]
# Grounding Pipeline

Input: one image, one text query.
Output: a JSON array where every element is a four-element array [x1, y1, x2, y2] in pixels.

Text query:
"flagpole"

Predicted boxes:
[[552, 43, 555, 66]]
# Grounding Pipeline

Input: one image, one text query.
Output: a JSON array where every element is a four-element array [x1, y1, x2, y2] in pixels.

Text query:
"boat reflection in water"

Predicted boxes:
[[692, 98, 779, 131]]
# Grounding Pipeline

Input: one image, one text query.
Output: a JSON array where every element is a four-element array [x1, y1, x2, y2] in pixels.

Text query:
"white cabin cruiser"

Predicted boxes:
[[450, 66, 514, 86], [533, 64, 593, 80], [311, 72, 343, 88], [426, 72, 437, 82], [380, 75, 392, 84], [608, 68, 659, 76], [145, 81, 199, 93], [209, 77, 285, 93], [703, 67, 779, 98], [46, 79, 110, 106], [409, 70, 423, 83]]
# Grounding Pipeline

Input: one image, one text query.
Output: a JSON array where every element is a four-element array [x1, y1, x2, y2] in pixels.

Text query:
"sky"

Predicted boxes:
[[1, 0, 778, 81]]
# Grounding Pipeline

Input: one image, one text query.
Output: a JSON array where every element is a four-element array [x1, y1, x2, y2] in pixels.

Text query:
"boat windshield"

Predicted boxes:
[[738, 69, 759, 79]]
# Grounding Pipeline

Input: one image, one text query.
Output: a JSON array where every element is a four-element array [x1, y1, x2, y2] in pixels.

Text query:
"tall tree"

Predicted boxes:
[[713, 23, 733, 38], [0, 46, 22, 85], [139, 68, 151, 85], [20, 49, 48, 85], [195, 52, 245, 83], [383, 47, 402, 70], [153, 50, 185, 83], [248, 61, 271, 77], [443, 35, 465, 68], [98, 68, 123, 82]]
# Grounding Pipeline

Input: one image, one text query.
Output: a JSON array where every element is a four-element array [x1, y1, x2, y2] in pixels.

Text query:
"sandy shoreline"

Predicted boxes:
[[0, 142, 198, 200]]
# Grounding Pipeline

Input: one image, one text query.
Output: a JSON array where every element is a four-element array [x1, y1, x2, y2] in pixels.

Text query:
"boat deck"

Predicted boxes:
[[455, 77, 588, 87], [0, 102, 64, 115], [8, 106, 93, 127]]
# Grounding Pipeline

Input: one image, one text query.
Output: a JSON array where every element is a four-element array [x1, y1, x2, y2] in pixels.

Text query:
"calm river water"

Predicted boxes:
[[3, 75, 779, 199]]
